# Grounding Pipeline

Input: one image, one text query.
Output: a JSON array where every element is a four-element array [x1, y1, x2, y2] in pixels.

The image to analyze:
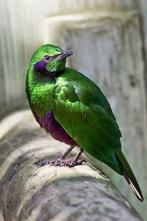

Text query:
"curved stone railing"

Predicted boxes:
[[0, 110, 141, 221]]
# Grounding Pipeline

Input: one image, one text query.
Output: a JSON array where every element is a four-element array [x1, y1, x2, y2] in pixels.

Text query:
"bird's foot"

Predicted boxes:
[[34, 157, 85, 168], [50, 157, 85, 167]]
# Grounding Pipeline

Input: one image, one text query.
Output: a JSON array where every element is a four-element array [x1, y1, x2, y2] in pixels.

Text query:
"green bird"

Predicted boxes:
[[26, 44, 143, 201]]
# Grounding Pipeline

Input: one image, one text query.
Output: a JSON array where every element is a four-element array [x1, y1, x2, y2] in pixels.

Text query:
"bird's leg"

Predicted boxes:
[[48, 145, 77, 166], [61, 145, 75, 159], [50, 148, 85, 167], [49, 146, 84, 167], [67, 148, 85, 167], [74, 148, 83, 162], [34, 145, 75, 167], [35, 146, 85, 167]]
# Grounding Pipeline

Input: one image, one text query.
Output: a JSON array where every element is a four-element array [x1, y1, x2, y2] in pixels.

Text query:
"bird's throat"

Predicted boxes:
[[47, 69, 65, 79]]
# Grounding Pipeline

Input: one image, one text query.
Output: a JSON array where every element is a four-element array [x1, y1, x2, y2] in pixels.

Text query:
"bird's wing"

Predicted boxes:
[[54, 79, 122, 174]]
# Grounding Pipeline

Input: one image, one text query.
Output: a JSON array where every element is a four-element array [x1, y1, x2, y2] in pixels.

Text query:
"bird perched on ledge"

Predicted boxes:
[[26, 44, 143, 201]]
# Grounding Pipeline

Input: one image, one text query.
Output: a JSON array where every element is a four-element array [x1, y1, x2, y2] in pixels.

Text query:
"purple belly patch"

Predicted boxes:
[[33, 111, 76, 146]]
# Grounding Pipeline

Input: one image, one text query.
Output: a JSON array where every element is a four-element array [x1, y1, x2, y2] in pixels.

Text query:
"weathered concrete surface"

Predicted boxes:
[[0, 110, 142, 221]]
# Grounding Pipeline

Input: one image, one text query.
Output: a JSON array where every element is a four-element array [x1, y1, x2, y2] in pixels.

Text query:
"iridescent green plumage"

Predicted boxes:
[[26, 44, 143, 201]]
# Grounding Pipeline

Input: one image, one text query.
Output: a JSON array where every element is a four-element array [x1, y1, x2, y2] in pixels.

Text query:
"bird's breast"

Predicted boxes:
[[33, 111, 76, 146]]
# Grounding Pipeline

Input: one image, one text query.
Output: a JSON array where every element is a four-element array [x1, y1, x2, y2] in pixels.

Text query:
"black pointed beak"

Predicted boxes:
[[57, 51, 73, 60]]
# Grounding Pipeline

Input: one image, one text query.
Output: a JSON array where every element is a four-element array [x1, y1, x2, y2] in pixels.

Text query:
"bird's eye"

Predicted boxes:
[[44, 55, 50, 60]]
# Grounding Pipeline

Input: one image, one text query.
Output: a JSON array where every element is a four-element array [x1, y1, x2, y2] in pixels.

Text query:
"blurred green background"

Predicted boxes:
[[0, 0, 147, 220]]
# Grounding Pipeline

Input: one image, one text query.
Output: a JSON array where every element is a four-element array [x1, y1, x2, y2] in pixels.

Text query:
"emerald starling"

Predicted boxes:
[[26, 44, 143, 201]]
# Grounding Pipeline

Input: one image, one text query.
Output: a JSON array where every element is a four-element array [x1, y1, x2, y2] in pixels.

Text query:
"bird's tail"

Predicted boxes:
[[116, 149, 144, 201]]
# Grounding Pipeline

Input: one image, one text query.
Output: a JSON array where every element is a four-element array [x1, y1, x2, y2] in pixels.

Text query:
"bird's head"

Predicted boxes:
[[31, 44, 73, 75]]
